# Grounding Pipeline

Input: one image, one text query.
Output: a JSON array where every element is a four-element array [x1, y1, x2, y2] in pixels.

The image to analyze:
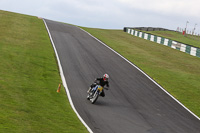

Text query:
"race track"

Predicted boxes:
[[44, 19, 200, 133]]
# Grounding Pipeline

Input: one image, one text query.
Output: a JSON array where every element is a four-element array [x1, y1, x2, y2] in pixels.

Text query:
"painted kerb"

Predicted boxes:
[[125, 28, 200, 58]]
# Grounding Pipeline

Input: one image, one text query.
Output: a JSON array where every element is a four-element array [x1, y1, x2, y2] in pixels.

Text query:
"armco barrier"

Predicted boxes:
[[125, 28, 200, 58]]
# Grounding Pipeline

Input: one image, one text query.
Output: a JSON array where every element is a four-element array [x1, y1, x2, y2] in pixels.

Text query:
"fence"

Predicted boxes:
[[124, 27, 200, 58]]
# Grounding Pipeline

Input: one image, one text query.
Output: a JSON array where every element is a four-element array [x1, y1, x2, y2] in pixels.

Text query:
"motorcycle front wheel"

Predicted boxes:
[[90, 90, 99, 104]]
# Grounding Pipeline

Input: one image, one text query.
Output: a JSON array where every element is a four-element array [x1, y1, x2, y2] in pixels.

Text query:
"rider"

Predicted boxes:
[[87, 74, 109, 97]]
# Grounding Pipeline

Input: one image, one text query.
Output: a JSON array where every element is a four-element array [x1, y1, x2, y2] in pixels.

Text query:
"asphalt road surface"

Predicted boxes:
[[45, 19, 200, 133]]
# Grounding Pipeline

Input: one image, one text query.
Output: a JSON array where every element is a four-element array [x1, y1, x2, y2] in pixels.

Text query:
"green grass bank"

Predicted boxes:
[[0, 10, 87, 133], [81, 27, 200, 118]]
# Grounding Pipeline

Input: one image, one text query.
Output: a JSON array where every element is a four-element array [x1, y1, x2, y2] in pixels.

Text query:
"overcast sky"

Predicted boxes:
[[1, 0, 200, 33]]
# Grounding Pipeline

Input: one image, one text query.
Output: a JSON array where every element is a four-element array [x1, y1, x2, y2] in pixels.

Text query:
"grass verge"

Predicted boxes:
[[81, 27, 200, 118], [0, 10, 87, 133]]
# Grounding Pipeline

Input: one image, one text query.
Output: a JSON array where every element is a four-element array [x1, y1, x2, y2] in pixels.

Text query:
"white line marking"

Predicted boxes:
[[43, 19, 93, 133], [80, 27, 200, 121]]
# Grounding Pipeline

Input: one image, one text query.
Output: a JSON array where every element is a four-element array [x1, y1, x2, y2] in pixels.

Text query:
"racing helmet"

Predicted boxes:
[[103, 74, 109, 81]]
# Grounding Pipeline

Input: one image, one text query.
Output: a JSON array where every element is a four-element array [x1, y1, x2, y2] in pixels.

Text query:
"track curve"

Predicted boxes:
[[45, 19, 200, 133]]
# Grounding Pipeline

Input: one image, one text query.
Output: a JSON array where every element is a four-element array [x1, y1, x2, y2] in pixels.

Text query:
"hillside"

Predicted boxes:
[[0, 10, 87, 133]]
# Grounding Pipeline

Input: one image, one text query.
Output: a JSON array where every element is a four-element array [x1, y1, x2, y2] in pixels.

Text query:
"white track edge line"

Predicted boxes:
[[79, 27, 200, 121], [43, 19, 93, 133]]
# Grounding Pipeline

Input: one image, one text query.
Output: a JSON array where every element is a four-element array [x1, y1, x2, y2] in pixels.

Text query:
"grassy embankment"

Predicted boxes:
[[81, 27, 200, 117], [0, 10, 87, 133]]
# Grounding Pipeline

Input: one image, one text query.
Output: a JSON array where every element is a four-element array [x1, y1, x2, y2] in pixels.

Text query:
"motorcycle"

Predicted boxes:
[[87, 84, 107, 104]]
